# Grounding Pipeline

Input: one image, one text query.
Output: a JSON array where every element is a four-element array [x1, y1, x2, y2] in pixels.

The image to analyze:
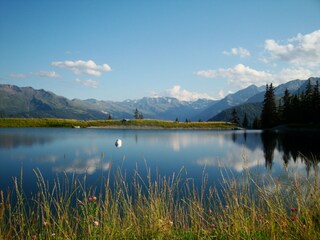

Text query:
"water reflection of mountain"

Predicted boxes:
[[261, 131, 320, 173], [0, 132, 53, 149]]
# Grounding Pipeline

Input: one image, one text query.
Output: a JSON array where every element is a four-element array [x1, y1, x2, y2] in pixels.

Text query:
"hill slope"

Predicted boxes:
[[0, 85, 106, 119], [209, 77, 320, 125], [0, 84, 215, 120], [196, 85, 265, 121]]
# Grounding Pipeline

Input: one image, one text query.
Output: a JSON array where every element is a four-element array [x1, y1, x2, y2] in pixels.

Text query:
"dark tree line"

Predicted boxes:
[[259, 80, 320, 129]]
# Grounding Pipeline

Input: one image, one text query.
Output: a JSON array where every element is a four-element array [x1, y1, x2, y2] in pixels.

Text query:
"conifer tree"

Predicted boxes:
[[230, 108, 240, 126], [261, 83, 277, 128], [282, 88, 291, 123], [291, 95, 301, 123], [134, 108, 143, 119], [252, 116, 261, 129], [134, 108, 139, 119], [313, 81, 320, 123], [242, 113, 249, 128], [303, 80, 313, 122]]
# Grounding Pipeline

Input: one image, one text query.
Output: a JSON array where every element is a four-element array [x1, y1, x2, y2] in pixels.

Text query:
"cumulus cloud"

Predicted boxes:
[[223, 47, 251, 58], [196, 64, 317, 88], [196, 30, 320, 91], [75, 78, 99, 88], [164, 85, 215, 101], [9, 71, 59, 79], [275, 67, 315, 83], [196, 64, 273, 88], [51, 60, 111, 76], [264, 29, 320, 67]]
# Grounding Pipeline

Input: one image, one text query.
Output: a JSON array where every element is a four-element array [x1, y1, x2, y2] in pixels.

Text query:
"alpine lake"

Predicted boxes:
[[0, 128, 319, 197]]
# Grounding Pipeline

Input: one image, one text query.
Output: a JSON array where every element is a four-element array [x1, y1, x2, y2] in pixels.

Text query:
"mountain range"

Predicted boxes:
[[0, 77, 319, 123]]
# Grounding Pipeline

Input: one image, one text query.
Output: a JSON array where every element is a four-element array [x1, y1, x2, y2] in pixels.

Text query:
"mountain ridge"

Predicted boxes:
[[0, 77, 318, 121], [0, 84, 215, 120], [209, 77, 320, 125]]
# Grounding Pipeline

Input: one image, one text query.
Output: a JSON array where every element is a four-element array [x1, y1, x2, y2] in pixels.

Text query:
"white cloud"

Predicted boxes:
[[53, 157, 110, 175], [9, 73, 29, 79], [264, 29, 320, 67], [34, 71, 60, 78], [195, 155, 264, 172], [164, 85, 215, 101], [196, 64, 317, 88], [223, 47, 251, 58], [51, 60, 111, 76], [196, 64, 273, 88], [218, 89, 225, 99], [9, 71, 59, 79], [75, 78, 99, 88], [275, 67, 315, 83]]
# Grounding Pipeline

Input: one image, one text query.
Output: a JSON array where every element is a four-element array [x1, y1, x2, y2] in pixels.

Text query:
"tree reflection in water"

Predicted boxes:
[[260, 131, 320, 175]]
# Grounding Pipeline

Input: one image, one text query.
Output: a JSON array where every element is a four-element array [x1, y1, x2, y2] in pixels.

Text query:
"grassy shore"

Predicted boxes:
[[0, 165, 319, 239], [0, 118, 235, 129]]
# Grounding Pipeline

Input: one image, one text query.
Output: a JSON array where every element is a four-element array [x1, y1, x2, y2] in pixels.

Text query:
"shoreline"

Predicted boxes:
[[87, 125, 238, 130], [0, 118, 236, 130]]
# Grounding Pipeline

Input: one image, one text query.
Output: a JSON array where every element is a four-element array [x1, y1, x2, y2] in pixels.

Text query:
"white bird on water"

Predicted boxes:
[[115, 139, 122, 148]]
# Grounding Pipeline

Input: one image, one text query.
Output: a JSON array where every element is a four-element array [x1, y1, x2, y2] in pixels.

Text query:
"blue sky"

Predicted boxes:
[[1, 0, 320, 101]]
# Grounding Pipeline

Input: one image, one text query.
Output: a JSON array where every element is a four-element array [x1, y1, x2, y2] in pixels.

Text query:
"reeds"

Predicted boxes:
[[0, 162, 319, 239]]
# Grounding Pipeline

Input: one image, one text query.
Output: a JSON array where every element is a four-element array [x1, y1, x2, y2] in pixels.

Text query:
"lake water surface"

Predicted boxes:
[[0, 128, 319, 195]]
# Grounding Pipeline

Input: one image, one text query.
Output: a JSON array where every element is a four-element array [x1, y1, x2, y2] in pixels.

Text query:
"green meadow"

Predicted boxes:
[[0, 118, 235, 129]]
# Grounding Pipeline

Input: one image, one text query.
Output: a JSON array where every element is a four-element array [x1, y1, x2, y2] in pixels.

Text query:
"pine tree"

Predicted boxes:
[[313, 81, 320, 123], [242, 113, 249, 128], [281, 88, 291, 124], [134, 108, 143, 119], [134, 108, 139, 119], [261, 83, 278, 128], [291, 95, 302, 123], [252, 116, 261, 129], [230, 108, 240, 126], [303, 80, 313, 123]]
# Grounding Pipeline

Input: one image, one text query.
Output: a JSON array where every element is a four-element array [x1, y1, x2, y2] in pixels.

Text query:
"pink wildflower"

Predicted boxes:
[[93, 196, 97, 201], [88, 197, 93, 202], [291, 216, 297, 221], [291, 207, 297, 212], [93, 220, 99, 226]]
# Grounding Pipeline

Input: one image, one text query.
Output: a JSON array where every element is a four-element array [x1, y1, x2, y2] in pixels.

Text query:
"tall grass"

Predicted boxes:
[[0, 163, 319, 239]]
